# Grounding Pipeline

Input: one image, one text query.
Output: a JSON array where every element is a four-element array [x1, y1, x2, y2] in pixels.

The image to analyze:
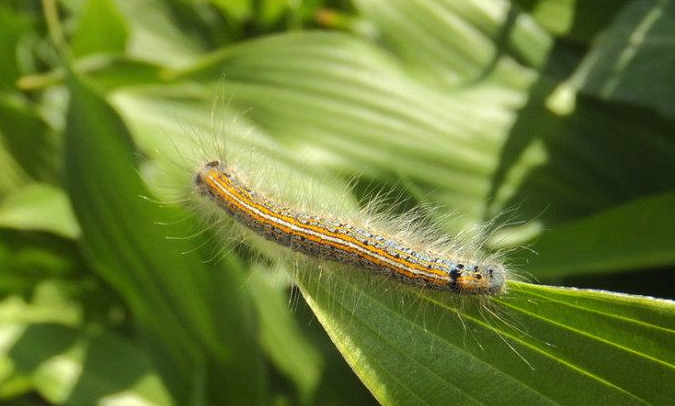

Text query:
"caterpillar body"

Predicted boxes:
[[194, 159, 507, 295]]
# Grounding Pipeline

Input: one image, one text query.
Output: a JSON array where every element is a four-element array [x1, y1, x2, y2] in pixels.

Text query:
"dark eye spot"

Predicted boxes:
[[206, 160, 220, 168]]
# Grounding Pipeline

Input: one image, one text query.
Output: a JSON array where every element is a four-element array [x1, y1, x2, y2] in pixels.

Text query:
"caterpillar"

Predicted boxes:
[[193, 159, 507, 295]]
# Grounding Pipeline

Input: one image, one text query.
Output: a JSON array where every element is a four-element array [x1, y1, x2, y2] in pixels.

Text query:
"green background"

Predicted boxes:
[[1, 0, 674, 405]]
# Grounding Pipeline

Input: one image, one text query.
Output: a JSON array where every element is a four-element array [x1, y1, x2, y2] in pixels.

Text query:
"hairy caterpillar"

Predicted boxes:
[[193, 159, 507, 295]]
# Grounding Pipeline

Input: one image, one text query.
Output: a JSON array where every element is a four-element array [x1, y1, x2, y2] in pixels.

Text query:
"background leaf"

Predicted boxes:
[[565, 0, 675, 120], [63, 72, 266, 405], [0, 291, 172, 406], [522, 191, 675, 278], [70, 0, 128, 57], [0, 184, 80, 239]]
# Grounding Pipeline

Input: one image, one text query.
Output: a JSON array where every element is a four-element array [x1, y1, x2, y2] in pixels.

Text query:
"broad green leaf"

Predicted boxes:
[[63, 71, 266, 405], [0, 183, 80, 239], [296, 266, 675, 405], [174, 31, 532, 233], [71, 0, 128, 57], [163, 0, 675, 282], [523, 191, 675, 278], [173, 27, 675, 241], [565, 0, 675, 120]]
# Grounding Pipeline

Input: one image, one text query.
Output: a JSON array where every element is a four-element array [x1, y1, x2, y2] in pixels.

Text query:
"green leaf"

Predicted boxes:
[[63, 71, 267, 405], [566, 0, 675, 120], [296, 267, 675, 405], [71, 0, 128, 57], [174, 31, 533, 232], [0, 183, 80, 239], [174, 27, 675, 237], [523, 191, 675, 278]]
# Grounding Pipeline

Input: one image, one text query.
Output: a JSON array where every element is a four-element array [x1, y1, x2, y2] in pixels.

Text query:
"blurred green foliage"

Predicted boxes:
[[1, 0, 675, 405]]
